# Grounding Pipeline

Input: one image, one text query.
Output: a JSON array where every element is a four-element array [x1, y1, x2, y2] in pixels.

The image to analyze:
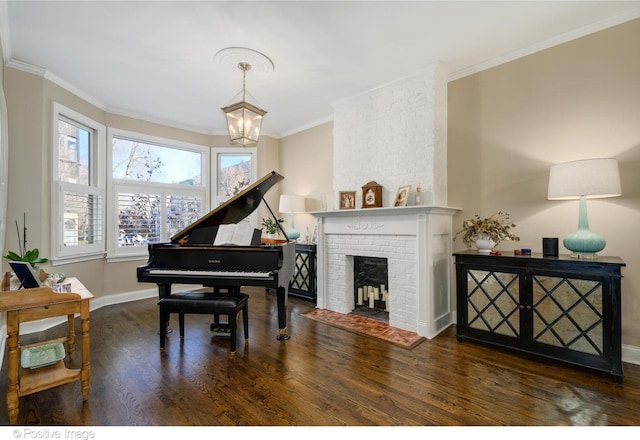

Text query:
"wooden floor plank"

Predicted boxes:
[[1, 286, 639, 426]]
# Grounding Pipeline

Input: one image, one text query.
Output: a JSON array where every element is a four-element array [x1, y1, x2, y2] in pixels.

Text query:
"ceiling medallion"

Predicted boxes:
[[214, 47, 274, 74]]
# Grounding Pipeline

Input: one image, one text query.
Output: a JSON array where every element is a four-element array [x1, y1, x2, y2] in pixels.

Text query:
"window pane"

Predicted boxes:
[[167, 195, 203, 238], [58, 119, 91, 185], [117, 193, 161, 247], [116, 192, 204, 246], [63, 190, 103, 246], [218, 154, 252, 197], [112, 137, 202, 186]]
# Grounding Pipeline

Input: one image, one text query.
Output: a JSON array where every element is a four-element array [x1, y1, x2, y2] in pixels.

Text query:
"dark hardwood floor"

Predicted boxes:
[[1, 286, 639, 426]]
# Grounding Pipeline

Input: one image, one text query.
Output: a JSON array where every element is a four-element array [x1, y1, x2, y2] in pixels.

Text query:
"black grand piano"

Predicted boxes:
[[137, 171, 296, 340]]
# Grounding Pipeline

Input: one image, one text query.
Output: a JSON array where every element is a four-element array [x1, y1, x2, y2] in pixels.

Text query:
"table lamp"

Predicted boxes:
[[279, 195, 305, 240], [547, 158, 621, 259]]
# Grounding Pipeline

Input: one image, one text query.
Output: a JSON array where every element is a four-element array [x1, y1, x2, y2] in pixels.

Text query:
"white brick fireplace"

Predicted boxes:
[[313, 206, 457, 339], [310, 61, 459, 339]]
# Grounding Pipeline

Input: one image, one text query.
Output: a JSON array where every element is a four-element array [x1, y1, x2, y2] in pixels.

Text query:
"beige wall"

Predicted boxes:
[[448, 18, 640, 346], [279, 122, 333, 242]]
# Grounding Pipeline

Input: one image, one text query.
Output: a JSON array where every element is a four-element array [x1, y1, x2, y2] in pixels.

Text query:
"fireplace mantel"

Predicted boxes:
[[310, 205, 458, 218], [311, 205, 460, 339]]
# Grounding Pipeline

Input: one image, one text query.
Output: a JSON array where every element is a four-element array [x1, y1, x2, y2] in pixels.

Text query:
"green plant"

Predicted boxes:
[[454, 211, 520, 248], [3, 214, 48, 267], [261, 217, 285, 235]]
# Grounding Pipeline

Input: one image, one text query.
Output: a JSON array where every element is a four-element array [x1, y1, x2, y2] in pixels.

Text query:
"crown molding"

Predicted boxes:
[[278, 115, 333, 139], [6, 58, 109, 112], [449, 6, 640, 81], [5, 59, 45, 77]]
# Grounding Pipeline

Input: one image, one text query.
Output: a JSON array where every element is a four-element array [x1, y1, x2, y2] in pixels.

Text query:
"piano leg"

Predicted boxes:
[[158, 283, 173, 335], [276, 285, 290, 341]]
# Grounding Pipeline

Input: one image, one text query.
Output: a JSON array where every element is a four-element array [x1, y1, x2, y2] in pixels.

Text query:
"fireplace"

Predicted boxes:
[[353, 256, 389, 321], [311, 206, 458, 339]]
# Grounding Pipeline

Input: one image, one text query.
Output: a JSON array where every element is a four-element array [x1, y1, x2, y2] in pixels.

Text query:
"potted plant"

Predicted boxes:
[[454, 211, 520, 252], [261, 217, 285, 238], [2, 214, 49, 288]]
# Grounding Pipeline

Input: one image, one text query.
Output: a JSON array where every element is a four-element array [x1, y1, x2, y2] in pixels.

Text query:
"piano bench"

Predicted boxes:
[[158, 290, 249, 353]]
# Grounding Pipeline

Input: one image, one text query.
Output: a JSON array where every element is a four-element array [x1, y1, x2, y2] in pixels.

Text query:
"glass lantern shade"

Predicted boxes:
[[222, 101, 267, 146]]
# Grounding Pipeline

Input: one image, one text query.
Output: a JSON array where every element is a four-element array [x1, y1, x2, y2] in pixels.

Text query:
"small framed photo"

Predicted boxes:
[[339, 191, 356, 209], [394, 185, 411, 207]]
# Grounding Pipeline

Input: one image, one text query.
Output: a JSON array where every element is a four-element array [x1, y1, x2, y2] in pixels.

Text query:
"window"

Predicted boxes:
[[211, 147, 257, 223], [213, 148, 256, 206], [52, 103, 106, 262], [108, 129, 209, 259]]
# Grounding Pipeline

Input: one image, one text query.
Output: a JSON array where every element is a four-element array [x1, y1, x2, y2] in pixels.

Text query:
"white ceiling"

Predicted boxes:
[[2, 1, 640, 138]]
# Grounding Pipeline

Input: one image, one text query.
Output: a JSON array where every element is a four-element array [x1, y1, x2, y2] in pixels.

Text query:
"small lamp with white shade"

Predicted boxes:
[[547, 158, 622, 259], [279, 195, 305, 240]]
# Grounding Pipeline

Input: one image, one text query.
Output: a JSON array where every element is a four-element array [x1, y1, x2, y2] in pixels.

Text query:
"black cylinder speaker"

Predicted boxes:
[[543, 237, 559, 256]]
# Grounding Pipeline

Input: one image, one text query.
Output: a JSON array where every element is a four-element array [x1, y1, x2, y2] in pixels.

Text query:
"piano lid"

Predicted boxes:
[[170, 170, 284, 243]]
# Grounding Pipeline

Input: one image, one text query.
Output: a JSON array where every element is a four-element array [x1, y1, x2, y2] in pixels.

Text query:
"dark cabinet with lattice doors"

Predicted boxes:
[[288, 243, 316, 301], [454, 250, 625, 382]]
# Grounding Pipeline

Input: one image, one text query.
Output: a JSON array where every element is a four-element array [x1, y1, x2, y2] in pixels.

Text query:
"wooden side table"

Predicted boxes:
[[0, 277, 93, 424]]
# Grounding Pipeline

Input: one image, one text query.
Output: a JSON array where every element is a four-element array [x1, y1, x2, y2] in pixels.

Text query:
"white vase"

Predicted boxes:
[[474, 233, 496, 253]]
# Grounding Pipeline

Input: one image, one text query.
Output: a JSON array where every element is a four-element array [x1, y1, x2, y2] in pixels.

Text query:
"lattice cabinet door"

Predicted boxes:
[[288, 244, 316, 302], [466, 268, 522, 341], [532, 275, 604, 355]]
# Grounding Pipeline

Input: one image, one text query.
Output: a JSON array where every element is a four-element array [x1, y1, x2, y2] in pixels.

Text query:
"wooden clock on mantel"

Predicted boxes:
[[361, 181, 382, 208]]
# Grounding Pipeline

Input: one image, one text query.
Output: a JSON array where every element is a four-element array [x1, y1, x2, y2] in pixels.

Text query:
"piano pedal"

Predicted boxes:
[[210, 323, 231, 335]]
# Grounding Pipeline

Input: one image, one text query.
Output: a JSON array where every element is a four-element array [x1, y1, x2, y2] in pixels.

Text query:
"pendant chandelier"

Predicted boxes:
[[221, 62, 267, 146]]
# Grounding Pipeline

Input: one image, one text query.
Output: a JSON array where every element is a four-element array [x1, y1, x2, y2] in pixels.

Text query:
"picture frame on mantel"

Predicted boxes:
[[339, 191, 356, 209], [394, 185, 411, 207]]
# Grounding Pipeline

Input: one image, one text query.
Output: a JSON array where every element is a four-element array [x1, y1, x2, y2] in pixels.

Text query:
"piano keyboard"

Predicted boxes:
[[148, 269, 273, 278]]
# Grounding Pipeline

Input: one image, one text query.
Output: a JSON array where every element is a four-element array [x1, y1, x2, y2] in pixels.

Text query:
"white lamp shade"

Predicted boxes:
[[279, 195, 305, 213], [548, 158, 622, 200]]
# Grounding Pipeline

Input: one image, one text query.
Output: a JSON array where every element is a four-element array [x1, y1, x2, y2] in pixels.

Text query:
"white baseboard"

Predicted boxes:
[[622, 344, 640, 366]]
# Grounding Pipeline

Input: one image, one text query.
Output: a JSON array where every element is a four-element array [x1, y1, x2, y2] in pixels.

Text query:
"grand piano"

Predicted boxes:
[[137, 171, 296, 340]]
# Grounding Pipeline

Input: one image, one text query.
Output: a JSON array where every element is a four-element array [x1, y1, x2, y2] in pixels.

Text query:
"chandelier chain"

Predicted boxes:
[[239, 62, 251, 102]]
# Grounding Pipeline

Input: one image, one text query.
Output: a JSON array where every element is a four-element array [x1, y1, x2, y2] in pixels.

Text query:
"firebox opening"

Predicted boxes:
[[353, 256, 389, 323]]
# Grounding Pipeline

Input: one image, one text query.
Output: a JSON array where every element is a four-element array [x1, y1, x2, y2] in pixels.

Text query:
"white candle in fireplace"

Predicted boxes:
[[357, 287, 363, 305], [381, 284, 386, 293], [369, 292, 374, 308]]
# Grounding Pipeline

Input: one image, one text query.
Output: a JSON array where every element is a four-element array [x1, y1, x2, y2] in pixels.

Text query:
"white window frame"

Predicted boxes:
[[211, 147, 257, 227], [107, 128, 210, 260], [51, 102, 106, 263]]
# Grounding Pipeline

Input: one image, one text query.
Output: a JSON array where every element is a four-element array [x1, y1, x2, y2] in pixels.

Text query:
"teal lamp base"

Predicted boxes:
[[563, 196, 606, 260], [286, 229, 300, 240], [286, 214, 300, 240], [563, 229, 605, 260]]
